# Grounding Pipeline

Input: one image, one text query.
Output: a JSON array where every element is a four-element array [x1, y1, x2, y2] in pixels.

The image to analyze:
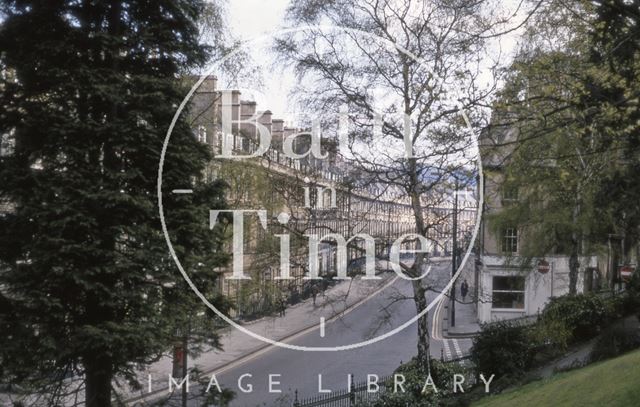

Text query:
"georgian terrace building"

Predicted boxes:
[[476, 122, 601, 323], [186, 75, 477, 318]]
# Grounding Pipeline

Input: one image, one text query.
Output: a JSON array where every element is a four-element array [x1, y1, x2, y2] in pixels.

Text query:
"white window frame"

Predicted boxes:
[[501, 227, 518, 254], [491, 275, 525, 311]]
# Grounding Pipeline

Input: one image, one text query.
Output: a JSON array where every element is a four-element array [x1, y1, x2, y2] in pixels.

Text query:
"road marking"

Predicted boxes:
[[320, 317, 325, 337], [171, 189, 193, 194], [443, 339, 452, 361], [431, 292, 447, 340], [431, 297, 439, 339], [452, 338, 462, 359]]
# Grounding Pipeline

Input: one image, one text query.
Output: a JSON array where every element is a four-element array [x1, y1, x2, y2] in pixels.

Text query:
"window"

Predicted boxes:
[[492, 276, 525, 309], [501, 185, 519, 205], [234, 135, 244, 150], [501, 227, 518, 253], [196, 126, 207, 143], [216, 131, 223, 151]]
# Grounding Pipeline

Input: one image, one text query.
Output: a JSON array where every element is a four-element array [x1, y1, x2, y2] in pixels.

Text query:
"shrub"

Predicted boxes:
[[590, 325, 640, 362], [361, 358, 466, 407], [627, 269, 640, 293], [470, 320, 533, 380], [607, 293, 640, 319], [529, 317, 572, 359], [540, 294, 609, 341], [623, 272, 640, 320]]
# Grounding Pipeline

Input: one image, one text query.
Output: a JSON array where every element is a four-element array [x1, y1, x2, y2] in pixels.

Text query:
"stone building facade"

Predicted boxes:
[[476, 124, 600, 323], [187, 75, 477, 319]]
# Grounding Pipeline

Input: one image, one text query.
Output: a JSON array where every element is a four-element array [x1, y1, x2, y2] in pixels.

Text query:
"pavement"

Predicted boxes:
[[443, 299, 481, 338], [428, 257, 480, 366], [125, 258, 469, 407], [125, 259, 410, 405], [442, 258, 481, 339]]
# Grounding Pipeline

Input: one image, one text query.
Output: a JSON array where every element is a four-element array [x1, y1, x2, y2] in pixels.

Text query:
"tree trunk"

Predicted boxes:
[[85, 355, 113, 407], [407, 160, 430, 372], [569, 189, 581, 294], [407, 197, 431, 371], [569, 249, 579, 295], [412, 280, 431, 373]]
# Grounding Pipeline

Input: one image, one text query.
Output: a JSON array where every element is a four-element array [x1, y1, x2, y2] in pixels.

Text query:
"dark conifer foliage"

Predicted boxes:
[[0, 1, 228, 405]]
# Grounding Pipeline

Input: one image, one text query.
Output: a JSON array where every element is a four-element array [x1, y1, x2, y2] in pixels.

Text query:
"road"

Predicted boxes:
[[179, 260, 473, 406]]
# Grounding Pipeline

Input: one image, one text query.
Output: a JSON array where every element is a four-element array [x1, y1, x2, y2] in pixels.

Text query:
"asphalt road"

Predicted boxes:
[[181, 260, 469, 407]]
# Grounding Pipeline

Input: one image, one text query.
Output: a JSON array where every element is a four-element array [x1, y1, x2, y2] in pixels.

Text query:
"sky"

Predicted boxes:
[[223, 0, 527, 124], [228, 0, 290, 41], [226, 0, 294, 123]]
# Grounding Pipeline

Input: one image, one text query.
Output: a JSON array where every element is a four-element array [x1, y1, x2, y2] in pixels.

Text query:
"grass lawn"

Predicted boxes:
[[473, 348, 640, 407]]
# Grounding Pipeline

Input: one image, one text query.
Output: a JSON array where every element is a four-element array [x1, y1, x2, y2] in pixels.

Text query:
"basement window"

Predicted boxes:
[[492, 276, 525, 309]]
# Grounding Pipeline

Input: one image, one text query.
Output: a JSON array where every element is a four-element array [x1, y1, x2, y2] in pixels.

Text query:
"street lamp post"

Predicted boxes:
[[451, 180, 459, 327]]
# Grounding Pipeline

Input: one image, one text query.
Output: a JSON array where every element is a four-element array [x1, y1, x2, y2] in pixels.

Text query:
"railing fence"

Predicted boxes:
[[293, 374, 393, 407], [293, 356, 475, 407]]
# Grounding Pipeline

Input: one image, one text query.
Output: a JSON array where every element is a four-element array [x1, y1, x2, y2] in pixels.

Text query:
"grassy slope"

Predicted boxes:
[[473, 348, 640, 407]]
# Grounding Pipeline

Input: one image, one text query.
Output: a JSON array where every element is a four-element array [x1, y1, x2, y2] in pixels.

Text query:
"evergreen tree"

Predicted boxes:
[[0, 1, 228, 405]]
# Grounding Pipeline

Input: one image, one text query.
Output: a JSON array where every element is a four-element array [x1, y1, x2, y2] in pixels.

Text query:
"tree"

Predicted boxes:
[[0, 1, 228, 405], [486, 0, 640, 293], [275, 0, 505, 371], [484, 0, 602, 294], [486, 46, 609, 294]]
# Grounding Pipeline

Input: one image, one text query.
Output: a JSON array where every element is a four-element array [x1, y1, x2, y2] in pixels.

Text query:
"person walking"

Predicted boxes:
[[460, 279, 469, 301], [312, 286, 318, 306], [279, 295, 287, 317]]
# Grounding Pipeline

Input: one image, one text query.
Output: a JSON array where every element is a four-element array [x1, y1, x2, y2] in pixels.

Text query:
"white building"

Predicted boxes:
[[476, 124, 601, 323]]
